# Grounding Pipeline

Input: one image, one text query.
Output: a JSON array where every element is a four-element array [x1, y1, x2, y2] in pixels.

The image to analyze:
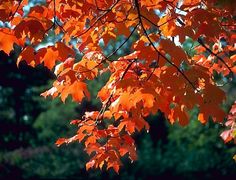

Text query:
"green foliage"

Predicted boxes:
[[33, 98, 78, 144]]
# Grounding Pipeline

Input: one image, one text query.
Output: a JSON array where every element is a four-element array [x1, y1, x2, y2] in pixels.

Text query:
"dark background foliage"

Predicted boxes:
[[0, 44, 236, 179]]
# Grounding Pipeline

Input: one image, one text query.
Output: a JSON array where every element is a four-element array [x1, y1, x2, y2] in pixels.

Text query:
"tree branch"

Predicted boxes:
[[74, 23, 139, 76], [77, 0, 120, 37], [120, 60, 135, 80], [197, 38, 233, 76], [106, 23, 139, 60], [134, 0, 198, 92], [9, 0, 23, 20]]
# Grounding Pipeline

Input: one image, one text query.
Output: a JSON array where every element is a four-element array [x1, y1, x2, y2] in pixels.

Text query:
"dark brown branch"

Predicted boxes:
[[9, 0, 23, 20], [141, 14, 177, 30], [146, 54, 160, 81], [77, 0, 120, 37], [197, 38, 233, 76], [95, 0, 115, 11], [53, 0, 65, 32], [96, 60, 137, 123], [43, 0, 66, 37], [158, 17, 177, 27], [120, 60, 135, 80], [74, 23, 139, 75], [146, 66, 156, 81], [141, 15, 160, 28], [74, 59, 105, 77], [94, 92, 114, 126], [106, 23, 139, 59], [134, 0, 199, 92]]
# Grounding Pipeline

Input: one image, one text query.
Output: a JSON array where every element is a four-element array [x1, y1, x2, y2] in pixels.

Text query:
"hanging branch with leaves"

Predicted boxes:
[[0, 0, 236, 173]]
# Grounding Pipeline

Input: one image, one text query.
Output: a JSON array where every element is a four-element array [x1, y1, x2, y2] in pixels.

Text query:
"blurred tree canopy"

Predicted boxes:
[[0, 48, 236, 179]]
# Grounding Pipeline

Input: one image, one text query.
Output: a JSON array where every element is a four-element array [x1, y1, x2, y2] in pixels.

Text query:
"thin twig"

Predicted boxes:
[[106, 23, 139, 59], [77, 0, 120, 37], [74, 23, 139, 75], [134, 0, 199, 92], [141, 15, 160, 28], [95, 0, 114, 11], [120, 60, 136, 80], [197, 38, 233, 76], [9, 0, 23, 20], [146, 54, 160, 81]]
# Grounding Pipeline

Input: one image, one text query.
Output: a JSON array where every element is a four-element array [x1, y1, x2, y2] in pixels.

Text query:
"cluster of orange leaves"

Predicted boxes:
[[0, 0, 236, 173]]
